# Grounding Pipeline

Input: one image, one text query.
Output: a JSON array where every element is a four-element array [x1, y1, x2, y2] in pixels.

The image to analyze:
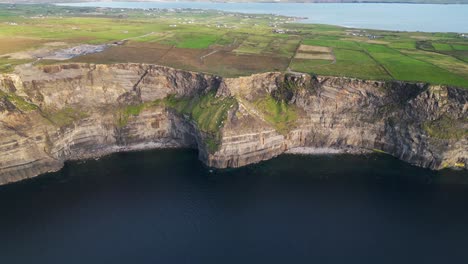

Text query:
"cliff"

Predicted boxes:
[[0, 63, 466, 185]]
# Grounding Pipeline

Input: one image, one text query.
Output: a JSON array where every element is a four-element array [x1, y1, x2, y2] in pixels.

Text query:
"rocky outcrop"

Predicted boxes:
[[0, 63, 466, 185], [210, 74, 467, 170]]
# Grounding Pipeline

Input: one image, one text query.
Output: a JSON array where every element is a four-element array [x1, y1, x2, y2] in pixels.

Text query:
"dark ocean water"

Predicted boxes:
[[0, 149, 467, 264]]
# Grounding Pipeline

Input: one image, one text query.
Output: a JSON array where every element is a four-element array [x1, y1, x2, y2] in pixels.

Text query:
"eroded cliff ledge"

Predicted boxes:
[[0, 63, 466, 185]]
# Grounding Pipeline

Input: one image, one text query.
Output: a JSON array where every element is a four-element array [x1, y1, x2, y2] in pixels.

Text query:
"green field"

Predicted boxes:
[[291, 48, 391, 80], [0, 3, 468, 88]]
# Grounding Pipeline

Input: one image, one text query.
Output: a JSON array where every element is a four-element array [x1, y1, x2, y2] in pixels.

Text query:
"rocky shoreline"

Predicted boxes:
[[285, 147, 371, 155], [1, 63, 466, 185]]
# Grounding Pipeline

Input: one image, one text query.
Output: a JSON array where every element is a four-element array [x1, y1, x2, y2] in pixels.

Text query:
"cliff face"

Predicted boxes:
[[211, 74, 467, 170], [0, 63, 466, 185]]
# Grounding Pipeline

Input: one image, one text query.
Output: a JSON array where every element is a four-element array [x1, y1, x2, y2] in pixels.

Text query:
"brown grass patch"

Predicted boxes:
[[341, 38, 389, 45], [160, 48, 288, 76], [295, 53, 334, 60], [70, 42, 172, 64], [366, 40, 390, 44], [410, 36, 431, 40], [70, 42, 289, 77], [0, 38, 45, 55], [298, 45, 332, 53]]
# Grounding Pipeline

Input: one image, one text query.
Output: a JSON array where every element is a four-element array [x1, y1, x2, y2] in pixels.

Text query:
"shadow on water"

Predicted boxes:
[[0, 149, 467, 264]]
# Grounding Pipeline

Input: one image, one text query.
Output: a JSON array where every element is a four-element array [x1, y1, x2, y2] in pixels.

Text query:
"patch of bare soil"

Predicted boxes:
[[0, 38, 46, 56], [70, 42, 171, 64], [71, 42, 289, 77], [298, 45, 332, 53]]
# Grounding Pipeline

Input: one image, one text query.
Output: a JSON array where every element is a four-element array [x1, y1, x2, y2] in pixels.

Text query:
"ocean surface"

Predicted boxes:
[[1, 149, 468, 264], [59, 2, 468, 33]]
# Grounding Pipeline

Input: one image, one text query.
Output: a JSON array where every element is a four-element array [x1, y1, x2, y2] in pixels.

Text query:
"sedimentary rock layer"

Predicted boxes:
[[0, 63, 466, 185]]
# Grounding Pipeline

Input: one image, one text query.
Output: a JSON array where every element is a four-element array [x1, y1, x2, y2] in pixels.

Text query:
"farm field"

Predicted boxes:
[[0, 4, 467, 87]]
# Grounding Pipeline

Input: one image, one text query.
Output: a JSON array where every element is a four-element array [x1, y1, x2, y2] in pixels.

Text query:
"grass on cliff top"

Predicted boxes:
[[291, 48, 391, 80], [165, 91, 237, 153], [1, 4, 468, 87], [158, 33, 221, 49], [361, 43, 468, 87], [399, 49, 468, 79], [0, 57, 34, 74], [291, 33, 468, 87]]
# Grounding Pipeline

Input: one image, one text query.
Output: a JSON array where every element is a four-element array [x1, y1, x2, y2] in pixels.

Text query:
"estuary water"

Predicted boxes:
[[59, 2, 468, 33], [1, 149, 468, 264]]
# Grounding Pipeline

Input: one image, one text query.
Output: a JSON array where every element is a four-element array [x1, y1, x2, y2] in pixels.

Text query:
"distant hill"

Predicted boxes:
[[2, 0, 468, 4]]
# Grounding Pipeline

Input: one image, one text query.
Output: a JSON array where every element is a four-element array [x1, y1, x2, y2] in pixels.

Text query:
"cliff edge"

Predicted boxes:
[[0, 63, 466, 185]]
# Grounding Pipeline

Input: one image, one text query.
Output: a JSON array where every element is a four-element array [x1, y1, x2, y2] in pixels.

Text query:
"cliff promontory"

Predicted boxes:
[[0, 63, 466, 185]]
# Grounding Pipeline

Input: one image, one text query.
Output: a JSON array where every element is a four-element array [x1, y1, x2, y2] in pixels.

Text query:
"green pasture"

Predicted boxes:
[[0, 3, 467, 88]]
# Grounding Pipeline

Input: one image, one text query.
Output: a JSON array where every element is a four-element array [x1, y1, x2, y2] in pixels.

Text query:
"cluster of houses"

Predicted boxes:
[[270, 16, 298, 33], [269, 16, 298, 34], [346, 30, 382, 39], [272, 29, 299, 34], [169, 17, 238, 29], [460, 34, 468, 39], [213, 23, 237, 29]]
